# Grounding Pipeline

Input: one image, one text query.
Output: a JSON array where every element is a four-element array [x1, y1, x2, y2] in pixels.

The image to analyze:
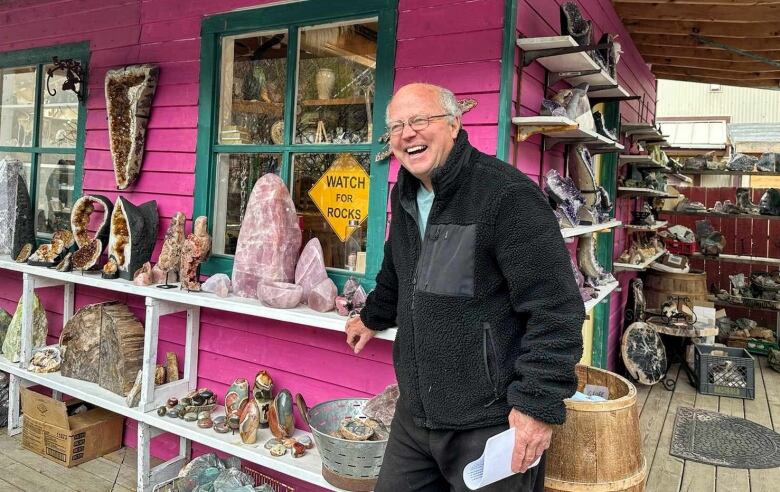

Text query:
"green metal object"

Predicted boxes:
[[193, 0, 397, 289], [496, 0, 518, 162], [592, 101, 620, 369]]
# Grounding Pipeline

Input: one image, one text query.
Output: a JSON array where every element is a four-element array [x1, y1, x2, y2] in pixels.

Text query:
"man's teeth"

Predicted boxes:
[[407, 145, 427, 154]]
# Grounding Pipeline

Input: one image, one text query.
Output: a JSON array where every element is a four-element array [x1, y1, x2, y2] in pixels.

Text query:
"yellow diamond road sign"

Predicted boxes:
[[308, 154, 370, 242]]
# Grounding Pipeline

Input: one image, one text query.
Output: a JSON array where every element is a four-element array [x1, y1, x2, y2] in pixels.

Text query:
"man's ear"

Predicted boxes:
[[450, 116, 461, 138]]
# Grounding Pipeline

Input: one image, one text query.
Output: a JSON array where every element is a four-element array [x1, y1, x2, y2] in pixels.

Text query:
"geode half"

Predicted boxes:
[[107, 197, 159, 280], [105, 64, 160, 190], [0, 158, 35, 259], [71, 194, 114, 249]]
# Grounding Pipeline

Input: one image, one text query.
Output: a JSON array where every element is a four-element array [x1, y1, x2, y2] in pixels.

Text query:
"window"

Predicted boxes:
[[195, 1, 397, 288], [0, 43, 88, 237]]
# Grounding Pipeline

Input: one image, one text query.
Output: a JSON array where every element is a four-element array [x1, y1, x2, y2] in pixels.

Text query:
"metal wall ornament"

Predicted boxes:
[[105, 64, 160, 190], [46, 57, 86, 103]]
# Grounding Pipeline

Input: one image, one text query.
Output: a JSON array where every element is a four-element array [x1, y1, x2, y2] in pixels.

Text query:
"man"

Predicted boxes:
[[346, 83, 585, 491]]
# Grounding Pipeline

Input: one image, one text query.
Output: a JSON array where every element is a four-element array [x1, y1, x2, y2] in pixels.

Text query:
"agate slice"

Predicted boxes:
[[107, 197, 158, 280], [71, 194, 114, 249], [105, 64, 159, 190]]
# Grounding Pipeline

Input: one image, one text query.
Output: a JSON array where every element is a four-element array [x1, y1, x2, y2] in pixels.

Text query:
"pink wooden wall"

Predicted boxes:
[[0, 1, 657, 487]]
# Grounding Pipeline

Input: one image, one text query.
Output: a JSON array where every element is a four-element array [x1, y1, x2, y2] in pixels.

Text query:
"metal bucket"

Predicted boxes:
[[306, 398, 388, 491]]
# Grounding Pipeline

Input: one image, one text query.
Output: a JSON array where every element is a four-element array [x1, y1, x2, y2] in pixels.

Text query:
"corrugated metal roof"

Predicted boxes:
[[728, 123, 780, 144], [657, 120, 728, 149]]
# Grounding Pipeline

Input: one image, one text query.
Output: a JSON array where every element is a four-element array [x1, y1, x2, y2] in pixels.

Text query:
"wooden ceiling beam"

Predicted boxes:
[[637, 44, 780, 62], [614, 2, 780, 22], [653, 65, 780, 80], [624, 19, 780, 38], [633, 34, 780, 50], [645, 55, 780, 72], [613, 0, 780, 5], [654, 72, 780, 89]]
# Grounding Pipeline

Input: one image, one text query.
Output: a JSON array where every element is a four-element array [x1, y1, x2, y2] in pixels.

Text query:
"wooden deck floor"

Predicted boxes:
[[637, 355, 780, 492]]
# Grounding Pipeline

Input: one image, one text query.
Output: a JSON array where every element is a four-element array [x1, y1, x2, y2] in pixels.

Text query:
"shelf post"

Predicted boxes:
[[137, 422, 191, 491]]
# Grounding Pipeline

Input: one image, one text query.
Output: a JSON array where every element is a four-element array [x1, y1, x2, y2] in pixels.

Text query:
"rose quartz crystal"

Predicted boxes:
[[335, 296, 350, 316], [308, 278, 337, 312], [260, 282, 303, 309], [133, 262, 155, 285], [295, 238, 328, 302], [202, 273, 231, 298], [232, 174, 302, 299]]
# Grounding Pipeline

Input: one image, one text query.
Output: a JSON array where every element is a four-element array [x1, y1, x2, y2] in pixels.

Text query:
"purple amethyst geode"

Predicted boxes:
[[545, 170, 586, 227]]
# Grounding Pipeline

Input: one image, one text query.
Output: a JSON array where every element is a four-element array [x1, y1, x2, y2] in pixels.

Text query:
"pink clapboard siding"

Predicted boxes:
[[0, 1, 657, 486]]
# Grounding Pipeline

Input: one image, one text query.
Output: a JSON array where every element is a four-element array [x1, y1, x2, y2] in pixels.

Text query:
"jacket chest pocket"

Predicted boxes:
[[416, 224, 476, 297]]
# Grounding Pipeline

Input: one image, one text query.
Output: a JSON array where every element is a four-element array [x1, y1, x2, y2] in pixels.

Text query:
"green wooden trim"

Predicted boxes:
[[496, 0, 517, 162], [0, 146, 78, 154], [591, 101, 621, 369], [0, 42, 89, 68], [195, 0, 397, 283]]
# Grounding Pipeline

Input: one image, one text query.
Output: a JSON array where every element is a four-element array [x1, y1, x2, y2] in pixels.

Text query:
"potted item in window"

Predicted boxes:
[[316, 68, 336, 100]]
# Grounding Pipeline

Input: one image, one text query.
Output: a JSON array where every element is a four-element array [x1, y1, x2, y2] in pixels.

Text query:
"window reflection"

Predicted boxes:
[[0, 66, 36, 147], [40, 64, 79, 147], [36, 154, 74, 234]]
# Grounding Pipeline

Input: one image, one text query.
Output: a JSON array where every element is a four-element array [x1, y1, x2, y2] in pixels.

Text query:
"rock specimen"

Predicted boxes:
[[0, 308, 11, 348], [308, 278, 337, 312], [28, 240, 66, 266], [2, 293, 48, 363], [52, 230, 75, 250], [14, 243, 32, 263], [71, 238, 102, 271], [364, 383, 400, 428], [268, 389, 294, 439], [295, 238, 328, 302], [59, 301, 144, 396], [0, 158, 35, 259], [71, 194, 114, 249], [105, 64, 159, 190], [232, 173, 302, 299], [225, 378, 249, 418], [179, 216, 211, 291], [28, 346, 62, 374], [133, 262, 155, 285], [202, 273, 231, 298], [621, 321, 667, 385], [239, 399, 261, 444], [260, 282, 303, 309], [107, 197, 159, 280], [165, 352, 179, 382], [125, 370, 143, 407], [253, 370, 273, 429], [156, 211, 186, 286], [102, 257, 119, 279]]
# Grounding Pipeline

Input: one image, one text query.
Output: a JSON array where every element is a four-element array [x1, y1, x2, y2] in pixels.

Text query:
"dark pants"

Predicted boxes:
[[376, 400, 545, 492]]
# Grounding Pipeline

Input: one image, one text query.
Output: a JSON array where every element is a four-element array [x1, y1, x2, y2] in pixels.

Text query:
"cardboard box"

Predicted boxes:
[[21, 388, 124, 467]]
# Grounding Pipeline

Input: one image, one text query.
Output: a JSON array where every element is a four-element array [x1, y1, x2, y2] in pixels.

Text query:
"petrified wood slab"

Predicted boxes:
[[621, 321, 667, 386], [60, 301, 144, 396], [105, 64, 159, 190]]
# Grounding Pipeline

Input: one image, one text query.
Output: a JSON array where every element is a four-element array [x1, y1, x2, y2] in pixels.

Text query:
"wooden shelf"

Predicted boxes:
[[664, 172, 693, 184], [623, 220, 668, 232], [561, 219, 622, 238], [689, 253, 780, 266], [584, 281, 619, 314], [300, 97, 370, 106], [0, 257, 394, 341], [231, 99, 283, 115], [660, 210, 780, 221], [617, 187, 675, 198], [708, 295, 780, 313], [613, 249, 666, 272], [512, 116, 624, 152], [618, 155, 669, 170], [679, 169, 780, 177]]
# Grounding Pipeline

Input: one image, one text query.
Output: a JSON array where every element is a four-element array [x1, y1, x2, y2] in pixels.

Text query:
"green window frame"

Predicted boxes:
[[0, 42, 89, 240], [194, 0, 397, 290]]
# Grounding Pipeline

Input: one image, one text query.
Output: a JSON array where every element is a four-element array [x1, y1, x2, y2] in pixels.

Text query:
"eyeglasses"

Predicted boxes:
[[387, 113, 451, 136]]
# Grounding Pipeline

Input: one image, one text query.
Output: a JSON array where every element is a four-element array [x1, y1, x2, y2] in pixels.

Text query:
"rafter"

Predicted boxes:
[[637, 44, 780, 62], [646, 56, 780, 72], [654, 72, 780, 89], [613, 0, 780, 5], [614, 2, 780, 22], [624, 19, 780, 38], [653, 65, 780, 80], [633, 34, 780, 50]]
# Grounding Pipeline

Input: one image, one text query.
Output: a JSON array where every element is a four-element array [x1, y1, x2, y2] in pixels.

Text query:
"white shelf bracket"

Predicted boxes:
[[137, 422, 191, 492]]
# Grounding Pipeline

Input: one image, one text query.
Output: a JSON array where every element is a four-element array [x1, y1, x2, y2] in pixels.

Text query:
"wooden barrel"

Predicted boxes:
[[545, 365, 646, 492], [644, 270, 708, 311]]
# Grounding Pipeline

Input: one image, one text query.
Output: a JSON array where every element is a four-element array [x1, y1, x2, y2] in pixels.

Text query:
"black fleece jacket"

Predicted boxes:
[[361, 130, 585, 429]]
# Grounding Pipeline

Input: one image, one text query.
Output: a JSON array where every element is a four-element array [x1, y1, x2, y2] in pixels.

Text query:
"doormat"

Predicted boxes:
[[670, 407, 780, 468]]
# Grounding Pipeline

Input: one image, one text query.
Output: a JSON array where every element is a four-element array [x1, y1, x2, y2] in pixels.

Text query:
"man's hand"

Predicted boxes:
[[345, 315, 376, 354], [509, 408, 552, 473]]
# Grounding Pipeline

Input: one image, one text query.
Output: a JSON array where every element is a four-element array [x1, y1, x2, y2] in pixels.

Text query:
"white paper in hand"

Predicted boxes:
[[462, 427, 541, 490]]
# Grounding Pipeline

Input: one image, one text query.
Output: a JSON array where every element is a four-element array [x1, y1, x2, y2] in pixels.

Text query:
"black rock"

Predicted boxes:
[[560, 2, 592, 46], [757, 153, 780, 172], [13, 174, 35, 259], [726, 153, 758, 172], [108, 197, 159, 280]]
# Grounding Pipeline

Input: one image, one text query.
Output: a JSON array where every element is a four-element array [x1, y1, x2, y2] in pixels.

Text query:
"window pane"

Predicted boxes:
[[0, 66, 36, 147], [219, 30, 288, 145], [213, 153, 281, 255], [35, 153, 75, 234], [295, 20, 377, 144], [39, 63, 79, 148], [293, 152, 369, 271]]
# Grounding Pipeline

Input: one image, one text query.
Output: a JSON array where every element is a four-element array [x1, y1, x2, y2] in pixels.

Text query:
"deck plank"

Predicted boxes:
[[679, 389, 718, 492], [745, 358, 780, 492], [639, 365, 681, 471], [716, 394, 750, 492]]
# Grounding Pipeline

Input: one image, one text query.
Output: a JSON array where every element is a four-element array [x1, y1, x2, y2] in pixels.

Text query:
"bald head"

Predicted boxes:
[[386, 83, 461, 126]]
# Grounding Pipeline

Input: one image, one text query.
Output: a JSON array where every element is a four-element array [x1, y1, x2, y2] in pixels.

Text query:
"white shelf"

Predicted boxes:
[[561, 220, 622, 238], [143, 405, 336, 490], [584, 281, 619, 314], [613, 249, 666, 271], [621, 123, 655, 134], [0, 257, 396, 341], [617, 187, 675, 198], [689, 253, 780, 266], [0, 354, 143, 420], [618, 155, 668, 170], [622, 221, 668, 232], [512, 116, 624, 152]]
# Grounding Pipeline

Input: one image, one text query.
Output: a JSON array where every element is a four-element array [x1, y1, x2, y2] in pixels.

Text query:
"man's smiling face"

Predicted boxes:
[[387, 84, 460, 187]]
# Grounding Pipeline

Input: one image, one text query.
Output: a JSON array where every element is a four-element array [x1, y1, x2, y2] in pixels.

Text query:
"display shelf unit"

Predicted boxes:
[[660, 210, 780, 221], [688, 253, 780, 266], [512, 116, 624, 153], [561, 219, 622, 239], [613, 249, 666, 272], [618, 155, 668, 170], [584, 281, 619, 314], [617, 187, 675, 198], [708, 296, 780, 313], [0, 257, 391, 491], [622, 220, 668, 232]]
